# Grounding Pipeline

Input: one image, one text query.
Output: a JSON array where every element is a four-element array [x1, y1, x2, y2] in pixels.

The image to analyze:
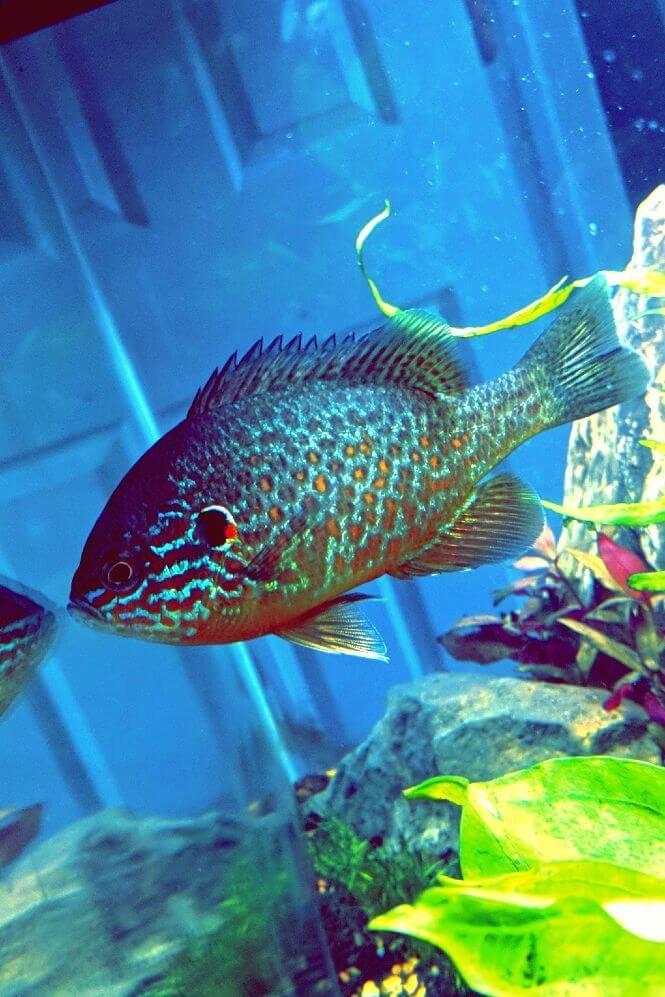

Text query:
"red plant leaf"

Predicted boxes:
[[603, 684, 636, 712], [597, 533, 651, 604], [642, 692, 665, 727], [532, 523, 557, 559]]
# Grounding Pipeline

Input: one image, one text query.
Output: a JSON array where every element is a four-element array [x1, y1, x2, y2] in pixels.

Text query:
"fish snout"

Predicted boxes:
[[67, 597, 104, 626]]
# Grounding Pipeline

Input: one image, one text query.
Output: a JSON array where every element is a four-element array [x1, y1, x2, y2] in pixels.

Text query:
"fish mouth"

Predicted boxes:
[[67, 598, 105, 627]]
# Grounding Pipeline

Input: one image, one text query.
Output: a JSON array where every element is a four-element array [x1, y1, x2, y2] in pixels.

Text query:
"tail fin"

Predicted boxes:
[[517, 274, 649, 428]]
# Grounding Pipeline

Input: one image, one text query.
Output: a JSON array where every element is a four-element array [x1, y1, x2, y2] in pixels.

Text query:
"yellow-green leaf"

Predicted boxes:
[[543, 497, 665, 527], [629, 570, 665, 593], [370, 861, 665, 996], [558, 617, 642, 670], [640, 439, 665, 454], [562, 547, 625, 593], [404, 775, 469, 805], [451, 756, 665, 879], [354, 201, 400, 318]]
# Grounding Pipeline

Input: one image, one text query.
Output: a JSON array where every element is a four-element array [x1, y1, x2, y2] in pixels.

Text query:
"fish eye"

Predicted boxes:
[[197, 505, 238, 548], [103, 558, 135, 591]]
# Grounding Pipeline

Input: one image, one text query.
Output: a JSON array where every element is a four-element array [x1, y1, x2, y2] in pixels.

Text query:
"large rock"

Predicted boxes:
[[0, 808, 253, 995], [306, 674, 661, 857], [560, 185, 665, 574]]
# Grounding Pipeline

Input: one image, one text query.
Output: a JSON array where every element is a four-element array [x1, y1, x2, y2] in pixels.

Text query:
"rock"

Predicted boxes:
[[559, 185, 665, 578], [306, 674, 661, 857], [0, 808, 257, 995]]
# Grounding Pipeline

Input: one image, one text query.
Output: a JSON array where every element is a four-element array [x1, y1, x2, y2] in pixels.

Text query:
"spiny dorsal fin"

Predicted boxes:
[[390, 473, 544, 578], [187, 308, 469, 418]]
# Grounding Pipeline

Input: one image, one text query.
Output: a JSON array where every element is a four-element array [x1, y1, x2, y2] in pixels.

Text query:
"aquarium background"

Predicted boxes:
[[0, 0, 662, 843]]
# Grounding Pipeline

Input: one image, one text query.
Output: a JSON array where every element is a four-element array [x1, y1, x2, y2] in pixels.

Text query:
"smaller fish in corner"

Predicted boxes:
[[0, 578, 57, 718]]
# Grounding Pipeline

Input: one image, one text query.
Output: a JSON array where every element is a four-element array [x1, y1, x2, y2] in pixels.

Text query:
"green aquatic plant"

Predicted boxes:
[[306, 816, 472, 995], [307, 816, 447, 916], [369, 756, 665, 996], [355, 197, 665, 332]]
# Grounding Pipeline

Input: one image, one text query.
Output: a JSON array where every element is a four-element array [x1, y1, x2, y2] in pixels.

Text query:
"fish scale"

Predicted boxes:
[[69, 277, 649, 660]]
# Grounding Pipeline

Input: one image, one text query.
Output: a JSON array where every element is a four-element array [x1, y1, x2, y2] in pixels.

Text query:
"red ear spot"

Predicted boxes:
[[198, 505, 238, 547]]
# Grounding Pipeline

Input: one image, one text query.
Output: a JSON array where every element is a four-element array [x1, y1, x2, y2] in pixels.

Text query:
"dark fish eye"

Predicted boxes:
[[103, 558, 135, 591], [197, 505, 238, 548]]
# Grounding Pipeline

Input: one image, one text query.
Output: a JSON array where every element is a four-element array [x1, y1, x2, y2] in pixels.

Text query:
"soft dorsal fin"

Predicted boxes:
[[187, 308, 469, 418]]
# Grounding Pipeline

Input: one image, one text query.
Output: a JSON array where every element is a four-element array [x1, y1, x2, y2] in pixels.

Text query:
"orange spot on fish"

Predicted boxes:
[[259, 476, 271, 492], [378, 457, 390, 474], [307, 450, 320, 464], [269, 505, 283, 523], [429, 454, 440, 469], [334, 554, 345, 574], [295, 470, 306, 482], [326, 516, 341, 539], [461, 432, 470, 443], [373, 476, 386, 489], [349, 523, 363, 543], [314, 473, 328, 493], [344, 485, 355, 499], [249, 454, 260, 466], [452, 438, 462, 449], [411, 451, 421, 463], [354, 468, 365, 481], [360, 442, 371, 455], [345, 444, 356, 457], [363, 492, 375, 504], [366, 510, 377, 526], [419, 434, 430, 448]]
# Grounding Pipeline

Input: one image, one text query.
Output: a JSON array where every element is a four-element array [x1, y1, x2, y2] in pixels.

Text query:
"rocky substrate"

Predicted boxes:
[[304, 673, 661, 856]]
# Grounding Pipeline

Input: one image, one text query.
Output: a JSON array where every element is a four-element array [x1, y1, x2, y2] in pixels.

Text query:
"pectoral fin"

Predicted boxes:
[[390, 473, 544, 578], [275, 593, 388, 661]]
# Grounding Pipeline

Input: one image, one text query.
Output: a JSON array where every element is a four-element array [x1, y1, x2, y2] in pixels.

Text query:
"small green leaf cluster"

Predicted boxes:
[[370, 756, 665, 997]]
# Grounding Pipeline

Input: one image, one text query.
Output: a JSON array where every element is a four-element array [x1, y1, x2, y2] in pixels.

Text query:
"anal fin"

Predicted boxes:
[[275, 593, 388, 661], [390, 473, 544, 578]]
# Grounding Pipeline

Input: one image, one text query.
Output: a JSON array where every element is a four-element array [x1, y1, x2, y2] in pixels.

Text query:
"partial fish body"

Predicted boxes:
[[68, 277, 648, 660], [0, 580, 56, 715]]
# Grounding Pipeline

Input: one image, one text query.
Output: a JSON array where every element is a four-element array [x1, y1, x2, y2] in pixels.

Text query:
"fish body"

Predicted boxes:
[[69, 277, 648, 659], [0, 580, 56, 715]]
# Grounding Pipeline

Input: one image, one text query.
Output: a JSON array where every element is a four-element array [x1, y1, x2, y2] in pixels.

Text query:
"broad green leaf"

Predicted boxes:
[[427, 756, 665, 879], [543, 497, 665, 527], [370, 863, 665, 996], [558, 617, 642, 670], [630, 570, 665, 593]]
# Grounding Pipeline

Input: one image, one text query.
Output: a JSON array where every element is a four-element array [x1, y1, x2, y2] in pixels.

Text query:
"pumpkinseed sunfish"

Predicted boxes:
[[68, 276, 648, 660], [0, 579, 56, 715]]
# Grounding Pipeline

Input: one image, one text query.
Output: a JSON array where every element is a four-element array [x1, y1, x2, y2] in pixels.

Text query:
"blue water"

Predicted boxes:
[[0, 0, 661, 991]]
